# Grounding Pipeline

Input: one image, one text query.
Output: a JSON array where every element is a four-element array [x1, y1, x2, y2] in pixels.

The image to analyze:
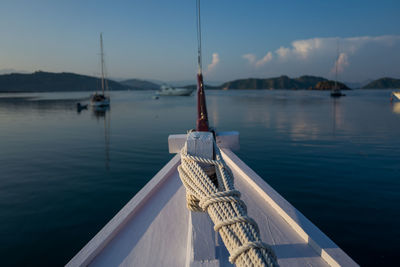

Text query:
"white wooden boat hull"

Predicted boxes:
[[393, 92, 400, 100], [156, 88, 194, 96], [90, 99, 110, 107], [67, 133, 357, 267]]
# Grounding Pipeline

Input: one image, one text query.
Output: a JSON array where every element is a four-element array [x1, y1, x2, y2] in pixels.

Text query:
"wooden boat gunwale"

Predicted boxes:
[[67, 154, 181, 267], [67, 144, 357, 267], [221, 149, 356, 267]]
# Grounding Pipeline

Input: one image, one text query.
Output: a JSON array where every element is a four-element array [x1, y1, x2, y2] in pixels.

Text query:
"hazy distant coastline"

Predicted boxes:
[[0, 71, 399, 92]]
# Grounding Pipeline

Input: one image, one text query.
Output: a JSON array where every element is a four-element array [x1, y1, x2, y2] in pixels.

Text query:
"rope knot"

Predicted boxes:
[[229, 241, 277, 264], [177, 139, 279, 267], [199, 189, 241, 211]]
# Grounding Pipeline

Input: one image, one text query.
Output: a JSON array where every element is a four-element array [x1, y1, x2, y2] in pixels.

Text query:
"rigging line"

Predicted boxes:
[[196, 0, 202, 74], [335, 38, 339, 90]]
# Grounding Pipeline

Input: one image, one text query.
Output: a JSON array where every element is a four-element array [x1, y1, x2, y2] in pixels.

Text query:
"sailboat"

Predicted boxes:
[[331, 41, 345, 97], [91, 33, 110, 107], [68, 1, 357, 266]]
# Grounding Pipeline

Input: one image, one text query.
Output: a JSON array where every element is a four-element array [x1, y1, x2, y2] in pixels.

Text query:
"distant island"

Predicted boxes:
[[362, 77, 400, 89], [0, 71, 129, 92], [0, 71, 398, 92], [220, 75, 325, 90], [312, 81, 350, 90], [120, 79, 159, 90], [185, 75, 350, 90]]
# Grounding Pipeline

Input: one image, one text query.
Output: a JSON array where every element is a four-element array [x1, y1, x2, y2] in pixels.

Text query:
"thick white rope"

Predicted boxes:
[[178, 141, 279, 267]]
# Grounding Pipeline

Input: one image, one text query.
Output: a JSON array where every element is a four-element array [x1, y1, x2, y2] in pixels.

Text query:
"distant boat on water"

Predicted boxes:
[[392, 91, 400, 101], [156, 84, 194, 96], [91, 33, 110, 107]]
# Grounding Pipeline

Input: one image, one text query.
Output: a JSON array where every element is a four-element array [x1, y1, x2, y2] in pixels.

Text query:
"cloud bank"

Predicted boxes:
[[206, 53, 219, 74], [331, 53, 349, 74], [242, 35, 400, 82]]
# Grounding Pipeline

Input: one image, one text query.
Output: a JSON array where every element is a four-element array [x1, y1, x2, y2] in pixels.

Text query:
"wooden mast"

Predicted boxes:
[[196, 0, 209, 132]]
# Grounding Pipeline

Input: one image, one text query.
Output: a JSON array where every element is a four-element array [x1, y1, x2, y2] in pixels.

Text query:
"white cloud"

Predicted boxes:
[[275, 47, 290, 59], [242, 53, 256, 65], [331, 53, 349, 74], [241, 35, 400, 81], [242, 52, 273, 67], [206, 53, 219, 73], [255, 52, 273, 67], [291, 38, 323, 59]]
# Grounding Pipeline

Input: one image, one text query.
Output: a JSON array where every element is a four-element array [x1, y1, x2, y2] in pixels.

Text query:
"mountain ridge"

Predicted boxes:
[[120, 79, 159, 90], [0, 71, 128, 92], [0, 71, 398, 92], [362, 77, 400, 89]]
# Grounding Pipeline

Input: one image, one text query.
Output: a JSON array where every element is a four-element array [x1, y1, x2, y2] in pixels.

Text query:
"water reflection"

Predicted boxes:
[[1, 90, 400, 266], [331, 98, 343, 135], [0, 95, 88, 113], [91, 106, 111, 170], [229, 92, 326, 141], [392, 102, 400, 114]]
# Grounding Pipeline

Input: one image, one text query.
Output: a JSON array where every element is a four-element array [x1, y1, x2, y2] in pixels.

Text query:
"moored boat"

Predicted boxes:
[[331, 41, 345, 98], [392, 91, 400, 101], [91, 33, 110, 107], [331, 89, 345, 97], [156, 84, 194, 96]]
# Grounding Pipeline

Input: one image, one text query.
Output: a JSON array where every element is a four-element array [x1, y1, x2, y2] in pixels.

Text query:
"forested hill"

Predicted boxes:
[[0, 71, 128, 92], [221, 75, 328, 89], [362, 78, 400, 89], [120, 79, 160, 90]]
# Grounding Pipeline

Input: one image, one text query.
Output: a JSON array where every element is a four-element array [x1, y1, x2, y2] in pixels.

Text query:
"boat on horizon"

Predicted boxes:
[[156, 84, 195, 96], [91, 33, 110, 107], [391, 91, 400, 101], [68, 1, 358, 266]]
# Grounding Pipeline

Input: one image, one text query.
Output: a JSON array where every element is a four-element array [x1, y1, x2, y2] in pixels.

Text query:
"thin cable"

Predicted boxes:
[[196, 0, 202, 74]]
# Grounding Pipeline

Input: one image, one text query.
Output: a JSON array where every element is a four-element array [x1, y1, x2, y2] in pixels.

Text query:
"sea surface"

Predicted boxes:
[[0, 90, 399, 266]]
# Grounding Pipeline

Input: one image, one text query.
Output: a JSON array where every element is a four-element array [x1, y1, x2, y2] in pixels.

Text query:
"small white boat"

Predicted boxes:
[[392, 91, 400, 101], [91, 33, 110, 107], [156, 85, 194, 96], [68, 2, 357, 266], [90, 93, 110, 107]]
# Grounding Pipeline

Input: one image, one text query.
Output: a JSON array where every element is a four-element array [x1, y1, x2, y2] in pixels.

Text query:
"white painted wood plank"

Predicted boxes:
[[221, 148, 358, 267], [216, 131, 240, 151], [186, 132, 214, 159], [168, 132, 239, 153], [66, 154, 181, 267], [90, 172, 189, 267], [234, 170, 329, 267], [168, 134, 187, 154], [67, 143, 358, 267], [187, 213, 219, 267], [185, 131, 218, 266]]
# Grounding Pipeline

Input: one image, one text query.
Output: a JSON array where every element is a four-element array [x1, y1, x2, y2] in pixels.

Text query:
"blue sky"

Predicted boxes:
[[1, 0, 399, 83]]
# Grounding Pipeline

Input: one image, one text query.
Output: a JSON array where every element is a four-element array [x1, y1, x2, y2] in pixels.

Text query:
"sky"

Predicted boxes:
[[1, 0, 400, 83]]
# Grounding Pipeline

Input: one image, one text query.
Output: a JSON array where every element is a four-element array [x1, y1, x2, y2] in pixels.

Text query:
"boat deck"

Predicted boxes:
[[68, 146, 357, 267]]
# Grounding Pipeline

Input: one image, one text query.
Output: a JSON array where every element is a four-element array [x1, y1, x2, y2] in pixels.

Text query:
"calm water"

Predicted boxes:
[[0, 90, 399, 266]]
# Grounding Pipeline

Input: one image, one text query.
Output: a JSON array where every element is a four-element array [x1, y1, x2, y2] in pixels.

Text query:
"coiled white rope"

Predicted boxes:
[[178, 141, 279, 267]]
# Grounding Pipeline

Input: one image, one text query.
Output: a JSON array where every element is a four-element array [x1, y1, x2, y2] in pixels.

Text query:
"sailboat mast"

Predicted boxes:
[[334, 39, 339, 91], [100, 33, 105, 95], [196, 0, 209, 132]]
